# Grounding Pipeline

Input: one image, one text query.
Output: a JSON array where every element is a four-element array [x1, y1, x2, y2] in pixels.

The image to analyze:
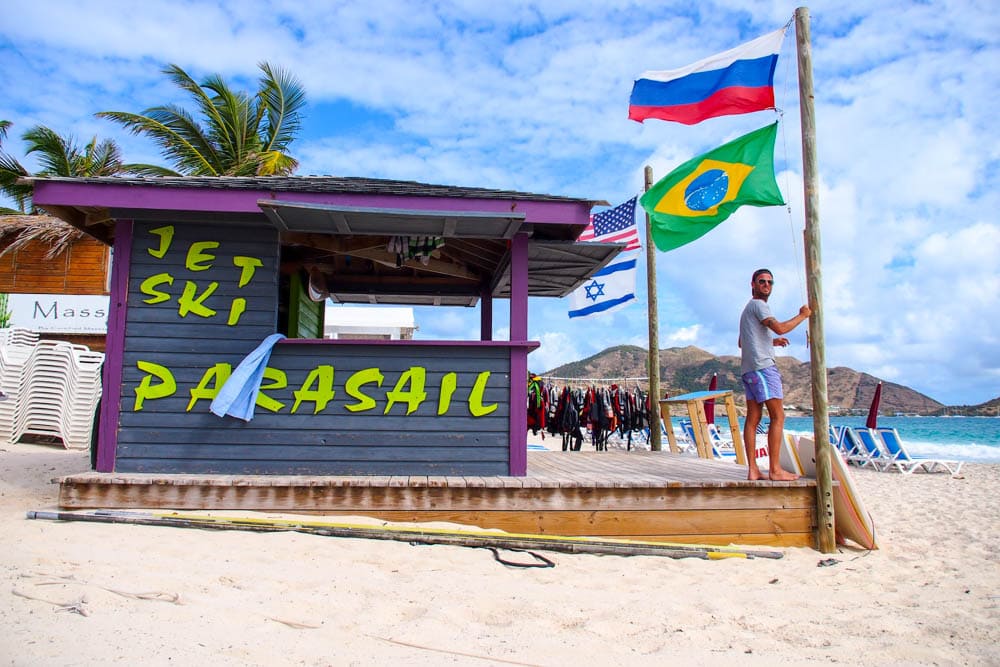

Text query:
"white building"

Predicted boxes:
[[323, 305, 417, 340]]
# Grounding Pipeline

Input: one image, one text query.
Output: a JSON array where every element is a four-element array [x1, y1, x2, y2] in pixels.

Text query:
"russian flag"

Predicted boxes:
[[628, 27, 786, 125]]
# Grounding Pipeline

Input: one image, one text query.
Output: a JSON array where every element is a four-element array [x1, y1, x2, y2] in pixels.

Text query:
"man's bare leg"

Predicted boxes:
[[744, 399, 766, 480], [764, 397, 798, 481]]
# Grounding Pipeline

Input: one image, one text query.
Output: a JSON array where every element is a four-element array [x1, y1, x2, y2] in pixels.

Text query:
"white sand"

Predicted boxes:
[[2, 443, 998, 666]]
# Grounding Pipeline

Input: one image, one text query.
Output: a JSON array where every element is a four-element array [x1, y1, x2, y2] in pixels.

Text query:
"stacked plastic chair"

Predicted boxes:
[[0, 328, 103, 450], [0, 327, 41, 444]]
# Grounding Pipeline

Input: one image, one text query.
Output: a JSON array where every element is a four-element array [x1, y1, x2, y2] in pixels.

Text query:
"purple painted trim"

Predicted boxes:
[[507, 232, 530, 475], [32, 181, 593, 225], [509, 232, 529, 341], [480, 288, 493, 341], [96, 221, 132, 472], [508, 347, 529, 476], [280, 339, 538, 349]]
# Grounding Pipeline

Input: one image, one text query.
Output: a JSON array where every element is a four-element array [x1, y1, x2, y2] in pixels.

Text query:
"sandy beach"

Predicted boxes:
[[1, 442, 998, 666]]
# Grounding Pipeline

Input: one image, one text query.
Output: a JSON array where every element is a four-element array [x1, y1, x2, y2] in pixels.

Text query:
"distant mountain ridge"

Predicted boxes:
[[541, 345, 993, 415]]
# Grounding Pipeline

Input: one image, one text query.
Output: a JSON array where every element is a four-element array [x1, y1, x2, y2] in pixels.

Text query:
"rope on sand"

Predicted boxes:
[[13, 570, 183, 611], [11, 588, 90, 616]]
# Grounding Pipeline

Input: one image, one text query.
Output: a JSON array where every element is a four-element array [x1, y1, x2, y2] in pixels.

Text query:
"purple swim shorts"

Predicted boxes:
[[741, 365, 784, 403]]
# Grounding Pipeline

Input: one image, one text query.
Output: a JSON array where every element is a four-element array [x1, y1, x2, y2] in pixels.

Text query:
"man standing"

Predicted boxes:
[[739, 269, 810, 481]]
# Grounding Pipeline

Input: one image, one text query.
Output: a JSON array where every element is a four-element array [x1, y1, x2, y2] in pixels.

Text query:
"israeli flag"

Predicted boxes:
[[568, 251, 638, 319]]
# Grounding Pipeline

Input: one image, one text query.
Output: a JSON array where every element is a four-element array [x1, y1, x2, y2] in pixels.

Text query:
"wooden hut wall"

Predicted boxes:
[[218, 343, 510, 475], [115, 220, 511, 476], [116, 220, 280, 472], [0, 235, 110, 294]]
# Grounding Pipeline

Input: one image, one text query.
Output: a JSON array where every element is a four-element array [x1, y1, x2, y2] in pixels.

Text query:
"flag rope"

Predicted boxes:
[[773, 16, 809, 348], [776, 32, 808, 308]]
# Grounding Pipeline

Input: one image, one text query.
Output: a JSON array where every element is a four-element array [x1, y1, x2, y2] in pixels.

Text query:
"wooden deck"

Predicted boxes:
[[56, 450, 819, 548]]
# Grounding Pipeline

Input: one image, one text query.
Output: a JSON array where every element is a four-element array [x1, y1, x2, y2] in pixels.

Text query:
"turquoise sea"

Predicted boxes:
[[761, 416, 1000, 463], [687, 416, 1000, 463]]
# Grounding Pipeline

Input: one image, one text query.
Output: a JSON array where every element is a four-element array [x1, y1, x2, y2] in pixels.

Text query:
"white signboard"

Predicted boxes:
[[5, 294, 109, 333]]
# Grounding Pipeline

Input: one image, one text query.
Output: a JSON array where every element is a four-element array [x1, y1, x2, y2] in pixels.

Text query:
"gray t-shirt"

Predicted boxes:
[[740, 298, 775, 374]]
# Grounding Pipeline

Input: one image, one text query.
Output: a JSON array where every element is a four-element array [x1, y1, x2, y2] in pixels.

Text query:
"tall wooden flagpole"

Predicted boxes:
[[644, 165, 662, 451], [796, 6, 836, 553]]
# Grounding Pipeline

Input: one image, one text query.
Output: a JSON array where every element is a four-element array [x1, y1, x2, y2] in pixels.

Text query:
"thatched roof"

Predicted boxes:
[[0, 214, 86, 259]]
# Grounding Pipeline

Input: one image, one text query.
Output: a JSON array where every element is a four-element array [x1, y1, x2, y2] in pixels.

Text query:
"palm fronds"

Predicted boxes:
[[98, 62, 306, 177], [0, 151, 31, 213], [98, 107, 219, 175], [0, 122, 145, 213], [258, 62, 306, 158]]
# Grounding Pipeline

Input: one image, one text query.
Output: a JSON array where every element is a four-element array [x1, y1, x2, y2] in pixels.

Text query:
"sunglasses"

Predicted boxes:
[[756, 279, 774, 285]]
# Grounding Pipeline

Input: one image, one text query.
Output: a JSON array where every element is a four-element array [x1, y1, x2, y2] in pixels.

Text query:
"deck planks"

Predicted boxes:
[[56, 450, 819, 548]]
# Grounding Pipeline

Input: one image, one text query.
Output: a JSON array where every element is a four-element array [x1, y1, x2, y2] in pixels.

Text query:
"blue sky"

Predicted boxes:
[[2, 0, 998, 405]]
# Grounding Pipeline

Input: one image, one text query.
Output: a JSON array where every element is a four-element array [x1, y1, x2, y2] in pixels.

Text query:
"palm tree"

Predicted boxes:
[[0, 120, 30, 213], [97, 62, 306, 177], [0, 121, 138, 213], [0, 123, 135, 214]]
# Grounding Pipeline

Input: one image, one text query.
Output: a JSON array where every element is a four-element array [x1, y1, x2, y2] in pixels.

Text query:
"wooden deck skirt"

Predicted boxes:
[[57, 451, 819, 548]]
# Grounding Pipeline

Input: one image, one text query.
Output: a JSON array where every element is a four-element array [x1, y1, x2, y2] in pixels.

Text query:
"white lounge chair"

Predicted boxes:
[[844, 427, 866, 459], [707, 424, 737, 459], [669, 420, 695, 453], [829, 425, 849, 455], [679, 420, 733, 459], [851, 428, 892, 470], [875, 427, 964, 475], [829, 425, 865, 460]]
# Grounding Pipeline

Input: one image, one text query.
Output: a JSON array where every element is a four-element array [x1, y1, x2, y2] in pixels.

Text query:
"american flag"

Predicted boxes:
[[578, 196, 641, 251]]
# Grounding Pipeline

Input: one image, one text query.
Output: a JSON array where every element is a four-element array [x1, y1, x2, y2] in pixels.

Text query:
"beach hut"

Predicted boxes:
[[29, 175, 821, 549], [29, 175, 619, 477]]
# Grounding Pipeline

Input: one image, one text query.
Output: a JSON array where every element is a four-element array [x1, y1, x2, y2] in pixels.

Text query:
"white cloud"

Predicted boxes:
[[2, 0, 998, 404], [662, 324, 702, 346], [527, 332, 581, 374]]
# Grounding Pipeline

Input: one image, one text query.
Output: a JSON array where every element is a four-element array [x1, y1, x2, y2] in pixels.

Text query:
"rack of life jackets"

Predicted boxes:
[[527, 374, 653, 451]]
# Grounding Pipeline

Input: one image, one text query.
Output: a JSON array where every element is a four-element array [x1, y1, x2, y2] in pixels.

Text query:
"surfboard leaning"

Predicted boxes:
[[795, 435, 878, 550]]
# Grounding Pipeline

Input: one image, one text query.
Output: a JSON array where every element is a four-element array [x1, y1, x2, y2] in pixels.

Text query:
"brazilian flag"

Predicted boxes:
[[640, 122, 784, 252]]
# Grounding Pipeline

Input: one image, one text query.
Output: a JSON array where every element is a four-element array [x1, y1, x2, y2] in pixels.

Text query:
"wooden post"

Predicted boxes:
[[723, 393, 747, 465], [644, 165, 663, 451], [796, 6, 836, 553], [508, 231, 530, 475], [96, 219, 133, 472], [658, 402, 680, 453], [693, 401, 712, 459], [479, 286, 492, 341]]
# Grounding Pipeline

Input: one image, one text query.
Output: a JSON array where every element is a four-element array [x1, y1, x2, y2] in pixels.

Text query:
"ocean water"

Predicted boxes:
[[782, 416, 1000, 463], [686, 416, 1000, 463]]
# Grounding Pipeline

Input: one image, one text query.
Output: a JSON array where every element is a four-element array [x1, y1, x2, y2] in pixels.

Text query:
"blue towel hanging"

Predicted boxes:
[[210, 333, 286, 421]]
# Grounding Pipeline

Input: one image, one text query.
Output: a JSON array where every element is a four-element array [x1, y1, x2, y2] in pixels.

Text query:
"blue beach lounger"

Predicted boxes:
[[676, 419, 694, 449], [707, 423, 736, 459], [844, 427, 865, 460], [875, 427, 964, 475], [851, 428, 891, 470], [679, 420, 732, 458], [829, 425, 858, 458], [828, 425, 843, 451]]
